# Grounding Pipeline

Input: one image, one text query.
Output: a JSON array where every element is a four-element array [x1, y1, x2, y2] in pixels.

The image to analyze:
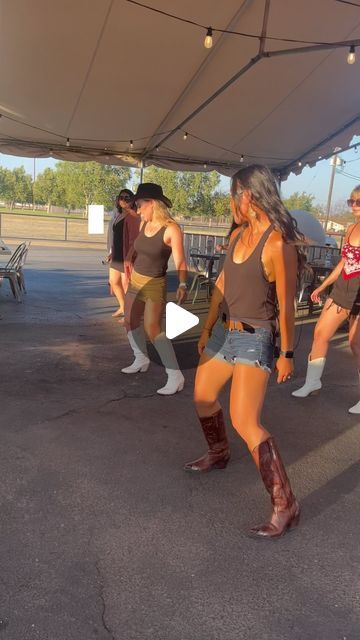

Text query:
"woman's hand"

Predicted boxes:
[[198, 329, 210, 355], [176, 286, 187, 305], [124, 260, 133, 281], [310, 286, 324, 304], [275, 355, 294, 384]]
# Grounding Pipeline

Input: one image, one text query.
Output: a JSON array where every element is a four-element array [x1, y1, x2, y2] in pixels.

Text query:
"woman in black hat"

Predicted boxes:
[[121, 183, 188, 395]]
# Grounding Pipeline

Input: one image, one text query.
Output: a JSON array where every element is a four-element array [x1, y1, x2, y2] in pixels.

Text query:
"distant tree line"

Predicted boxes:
[[0, 163, 353, 222]]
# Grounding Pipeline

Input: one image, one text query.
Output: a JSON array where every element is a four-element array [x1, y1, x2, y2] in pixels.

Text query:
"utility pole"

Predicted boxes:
[[324, 148, 343, 233], [32, 157, 36, 210]]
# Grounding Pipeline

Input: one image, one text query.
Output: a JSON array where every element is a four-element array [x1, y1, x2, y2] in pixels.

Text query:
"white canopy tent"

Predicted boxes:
[[1, 0, 360, 178]]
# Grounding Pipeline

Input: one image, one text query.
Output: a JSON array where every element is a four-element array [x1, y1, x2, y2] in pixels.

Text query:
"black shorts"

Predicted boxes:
[[330, 274, 360, 316]]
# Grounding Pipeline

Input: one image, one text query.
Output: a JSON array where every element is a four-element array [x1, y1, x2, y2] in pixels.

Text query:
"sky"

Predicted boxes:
[[2, 136, 360, 210]]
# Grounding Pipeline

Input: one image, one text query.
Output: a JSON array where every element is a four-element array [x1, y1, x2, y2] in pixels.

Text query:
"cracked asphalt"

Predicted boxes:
[[0, 244, 359, 640]]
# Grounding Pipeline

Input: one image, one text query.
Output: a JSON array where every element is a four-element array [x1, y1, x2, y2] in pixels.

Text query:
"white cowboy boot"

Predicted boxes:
[[121, 328, 150, 374], [349, 371, 360, 414], [292, 357, 326, 397], [153, 332, 185, 395]]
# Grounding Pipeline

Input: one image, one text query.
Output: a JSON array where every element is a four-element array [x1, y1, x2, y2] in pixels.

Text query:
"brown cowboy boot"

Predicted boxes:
[[250, 438, 300, 539], [184, 409, 230, 472]]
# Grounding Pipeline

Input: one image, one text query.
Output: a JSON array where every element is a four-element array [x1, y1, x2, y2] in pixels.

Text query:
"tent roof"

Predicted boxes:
[[2, 0, 360, 177]]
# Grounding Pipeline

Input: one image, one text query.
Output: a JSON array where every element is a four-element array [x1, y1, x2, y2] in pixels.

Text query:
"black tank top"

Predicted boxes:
[[112, 217, 125, 262], [133, 222, 172, 278], [222, 224, 276, 329]]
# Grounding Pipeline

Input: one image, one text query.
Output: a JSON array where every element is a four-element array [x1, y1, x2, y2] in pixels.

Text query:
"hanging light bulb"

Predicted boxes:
[[347, 45, 356, 64], [130, 140, 134, 149], [156, 146, 160, 151], [203, 163, 207, 169], [183, 131, 188, 140], [240, 154, 244, 163], [298, 161, 302, 167], [204, 27, 213, 49], [66, 138, 70, 147]]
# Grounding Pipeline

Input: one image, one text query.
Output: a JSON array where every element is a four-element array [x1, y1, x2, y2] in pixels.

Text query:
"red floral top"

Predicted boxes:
[[342, 241, 360, 280]]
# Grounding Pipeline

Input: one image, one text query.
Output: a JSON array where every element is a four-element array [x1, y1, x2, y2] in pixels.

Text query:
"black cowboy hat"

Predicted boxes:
[[133, 183, 172, 208]]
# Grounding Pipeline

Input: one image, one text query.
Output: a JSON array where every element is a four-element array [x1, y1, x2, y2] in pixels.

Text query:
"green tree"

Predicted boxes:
[[283, 191, 315, 212], [55, 162, 131, 213], [213, 191, 231, 218], [134, 167, 221, 217], [0, 166, 32, 210], [34, 167, 59, 212]]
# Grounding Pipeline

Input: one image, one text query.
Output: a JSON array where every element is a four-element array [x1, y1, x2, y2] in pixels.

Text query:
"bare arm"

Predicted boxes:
[[167, 224, 187, 303], [313, 257, 344, 292], [203, 270, 225, 332], [272, 238, 298, 383]]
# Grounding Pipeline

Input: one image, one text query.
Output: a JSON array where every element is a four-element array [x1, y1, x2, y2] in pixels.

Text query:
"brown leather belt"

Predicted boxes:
[[222, 317, 255, 333]]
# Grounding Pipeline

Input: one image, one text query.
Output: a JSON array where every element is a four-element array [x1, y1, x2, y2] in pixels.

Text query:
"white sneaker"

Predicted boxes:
[[157, 370, 185, 395]]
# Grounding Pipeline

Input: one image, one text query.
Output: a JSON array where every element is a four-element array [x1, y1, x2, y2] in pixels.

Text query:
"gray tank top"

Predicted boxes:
[[222, 224, 277, 330], [133, 222, 172, 278]]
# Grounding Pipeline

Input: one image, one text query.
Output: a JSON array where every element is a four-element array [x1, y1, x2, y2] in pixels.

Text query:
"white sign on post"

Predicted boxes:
[[88, 204, 104, 234]]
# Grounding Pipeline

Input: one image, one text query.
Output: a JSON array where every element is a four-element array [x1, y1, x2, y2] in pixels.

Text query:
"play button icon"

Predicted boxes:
[[165, 302, 199, 339]]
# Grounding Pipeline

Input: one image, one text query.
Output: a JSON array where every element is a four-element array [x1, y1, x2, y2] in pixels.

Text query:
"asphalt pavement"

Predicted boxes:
[[0, 244, 359, 640]]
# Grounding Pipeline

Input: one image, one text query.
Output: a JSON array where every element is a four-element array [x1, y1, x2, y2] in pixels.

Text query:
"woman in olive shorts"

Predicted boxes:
[[185, 164, 307, 540], [293, 186, 360, 413], [121, 183, 188, 396]]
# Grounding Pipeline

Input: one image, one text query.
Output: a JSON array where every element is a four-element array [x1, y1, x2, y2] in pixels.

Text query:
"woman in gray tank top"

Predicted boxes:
[[121, 183, 188, 396], [185, 165, 307, 540]]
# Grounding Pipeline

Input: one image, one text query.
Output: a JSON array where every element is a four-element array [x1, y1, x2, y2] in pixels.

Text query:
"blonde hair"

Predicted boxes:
[[152, 200, 176, 226], [351, 185, 360, 199]]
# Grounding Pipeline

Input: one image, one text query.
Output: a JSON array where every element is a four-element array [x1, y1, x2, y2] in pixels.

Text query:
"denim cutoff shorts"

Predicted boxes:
[[204, 320, 275, 373]]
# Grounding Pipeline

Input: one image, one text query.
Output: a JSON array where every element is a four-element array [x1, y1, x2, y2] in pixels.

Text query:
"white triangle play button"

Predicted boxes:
[[165, 302, 199, 339]]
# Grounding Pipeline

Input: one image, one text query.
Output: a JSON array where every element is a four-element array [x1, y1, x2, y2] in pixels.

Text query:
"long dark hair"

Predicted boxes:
[[231, 164, 307, 274], [116, 188, 135, 213]]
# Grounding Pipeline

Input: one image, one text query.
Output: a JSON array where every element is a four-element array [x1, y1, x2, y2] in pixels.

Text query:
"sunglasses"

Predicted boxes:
[[347, 198, 360, 207], [119, 195, 132, 202]]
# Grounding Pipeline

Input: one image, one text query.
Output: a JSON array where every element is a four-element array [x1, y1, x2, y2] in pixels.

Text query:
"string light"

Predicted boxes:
[[347, 45, 356, 64], [298, 161, 302, 166], [130, 140, 134, 149], [240, 154, 244, 163], [204, 27, 213, 49], [203, 162, 207, 168], [66, 138, 70, 147], [183, 131, 188, 140], [156, 146, 160, 151]]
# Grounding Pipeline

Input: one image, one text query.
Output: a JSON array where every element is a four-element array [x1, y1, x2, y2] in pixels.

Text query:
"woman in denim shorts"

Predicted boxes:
[[184, 164, 307, 540]]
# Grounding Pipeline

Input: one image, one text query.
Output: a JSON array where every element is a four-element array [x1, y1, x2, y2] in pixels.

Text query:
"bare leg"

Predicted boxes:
[[109, 267, 125, 315], [348, 316, 360, 413], [194, 353, 234, 417], [349, 315, 360, 368], [310, 299, 349, 359], [143, 299, 164, 341], [229, 364, 270, 452]]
